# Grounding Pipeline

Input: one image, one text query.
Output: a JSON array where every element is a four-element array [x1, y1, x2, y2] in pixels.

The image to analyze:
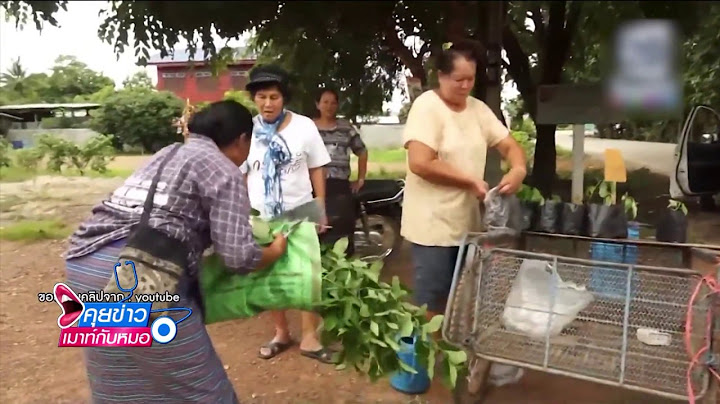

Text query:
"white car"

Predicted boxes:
[[670, 105, 720, 210]]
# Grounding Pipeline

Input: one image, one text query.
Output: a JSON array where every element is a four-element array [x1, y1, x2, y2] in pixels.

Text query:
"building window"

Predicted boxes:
[[161, 72, 186, 78], [162, 71, 186, 92], [230, 70, 249, 77], [195, 71, 212, 78]]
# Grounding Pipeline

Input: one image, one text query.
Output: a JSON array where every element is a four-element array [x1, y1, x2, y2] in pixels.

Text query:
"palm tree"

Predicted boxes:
[[0, 57, 28, 92]]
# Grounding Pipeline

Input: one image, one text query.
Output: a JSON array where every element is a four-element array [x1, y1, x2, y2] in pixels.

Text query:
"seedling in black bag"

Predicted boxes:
[[535, 194, 562, 233], [621, 193, 638, 221], [585, 180, 628, 239], [560, 190, 587, 236], [656, 199, 688, 243], [516, 185, 543, 231]]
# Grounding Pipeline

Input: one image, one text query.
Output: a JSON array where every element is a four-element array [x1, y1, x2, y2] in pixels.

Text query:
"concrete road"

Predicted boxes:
[[359, 125, 679, 177], [555, 130, 677, 176]]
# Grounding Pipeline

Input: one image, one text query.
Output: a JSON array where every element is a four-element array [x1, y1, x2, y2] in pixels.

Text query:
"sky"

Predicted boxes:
[[0, 2, 518, 114]]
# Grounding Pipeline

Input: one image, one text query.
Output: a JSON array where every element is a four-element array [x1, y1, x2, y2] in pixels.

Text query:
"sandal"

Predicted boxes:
[[258, 340, 294, 360], [300, 347, 339, 364]]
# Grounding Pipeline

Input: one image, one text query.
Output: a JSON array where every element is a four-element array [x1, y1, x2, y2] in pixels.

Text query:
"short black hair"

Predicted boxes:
[[187, 100, 253, 148], [315, 87, 339, 103], [246, 64, 292, 103], [436, 42, 478, 74]]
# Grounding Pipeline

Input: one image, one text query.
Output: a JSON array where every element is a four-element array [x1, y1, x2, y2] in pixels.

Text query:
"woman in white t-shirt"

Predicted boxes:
[[242, 64, 337, 364]]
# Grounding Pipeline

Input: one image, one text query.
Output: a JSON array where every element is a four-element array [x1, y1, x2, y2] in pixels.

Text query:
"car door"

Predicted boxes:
[[671, 105, 720, 198]]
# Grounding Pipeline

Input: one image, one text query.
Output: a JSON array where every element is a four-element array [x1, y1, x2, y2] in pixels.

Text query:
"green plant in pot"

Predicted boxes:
[[621, 193, 641, 240], [535, 193, 562, 234], [621, 193, 638, 222], [656, 199, 688, 243], [516, 184, 543, 231], [585, 180, 628, 238]]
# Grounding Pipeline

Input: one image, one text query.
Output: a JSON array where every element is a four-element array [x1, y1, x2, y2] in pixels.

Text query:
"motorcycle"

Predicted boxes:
[[353, 178, 405, 261]]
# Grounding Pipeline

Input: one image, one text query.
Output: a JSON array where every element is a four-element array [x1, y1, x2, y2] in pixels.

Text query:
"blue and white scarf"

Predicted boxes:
[[253, 110, 291, 218]]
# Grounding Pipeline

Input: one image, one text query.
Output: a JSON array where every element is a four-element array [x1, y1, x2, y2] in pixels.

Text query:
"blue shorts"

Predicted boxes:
[[410, 243, 463, 313]]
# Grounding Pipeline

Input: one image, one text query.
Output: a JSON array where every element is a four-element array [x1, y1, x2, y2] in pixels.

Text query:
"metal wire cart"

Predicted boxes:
[[443, 231, 720, 403]]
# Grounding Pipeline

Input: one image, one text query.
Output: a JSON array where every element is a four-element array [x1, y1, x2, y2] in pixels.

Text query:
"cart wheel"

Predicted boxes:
[[453, 359, 492, 404], [701, 375, 719, 404]]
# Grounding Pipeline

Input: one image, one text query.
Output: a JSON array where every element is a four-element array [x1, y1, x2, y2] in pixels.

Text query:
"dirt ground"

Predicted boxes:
[[1, 161, 718, 404], [0, 239, 691, 404]]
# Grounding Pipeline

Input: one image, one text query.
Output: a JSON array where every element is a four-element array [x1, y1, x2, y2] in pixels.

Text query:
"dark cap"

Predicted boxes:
[[245, 64, 289, 92]]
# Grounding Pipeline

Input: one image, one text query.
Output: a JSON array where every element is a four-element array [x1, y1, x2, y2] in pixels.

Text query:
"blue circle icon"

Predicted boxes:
[[151, 316, 177, 344]]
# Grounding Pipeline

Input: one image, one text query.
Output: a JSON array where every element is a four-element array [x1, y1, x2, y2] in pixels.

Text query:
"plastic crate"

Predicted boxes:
[[589, 223, 640, 300]]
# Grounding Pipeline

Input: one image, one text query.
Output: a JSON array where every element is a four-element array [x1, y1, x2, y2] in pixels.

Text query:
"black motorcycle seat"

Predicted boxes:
[[357, 179, 403, 202]]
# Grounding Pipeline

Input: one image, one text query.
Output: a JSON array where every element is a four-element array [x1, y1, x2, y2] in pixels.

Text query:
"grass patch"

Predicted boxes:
[[0, 166, 133, 183], [350, 167, 407, 181], [350, 147, 407, 166], [367, 148, 407, 163], [0, 219, 73, 242]]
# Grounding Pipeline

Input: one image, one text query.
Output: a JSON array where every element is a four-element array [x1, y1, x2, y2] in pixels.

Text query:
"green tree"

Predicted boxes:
[[122, 71, 154, 90], [0, 55, 115, 104], [0, 57, 28, 92], [72, 85, 116, 104], [683, 2, 720, 112], [3, 0, 713, 195], [91, 88, 183, 152], [43, 55, 116, 102]]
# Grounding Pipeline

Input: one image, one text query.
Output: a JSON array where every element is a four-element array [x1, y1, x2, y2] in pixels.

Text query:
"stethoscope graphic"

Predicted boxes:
[[113, 261, 193, 344]]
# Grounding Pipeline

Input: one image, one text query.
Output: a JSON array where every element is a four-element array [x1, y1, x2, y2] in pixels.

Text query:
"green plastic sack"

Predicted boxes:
[[200, 221, 323, 324]]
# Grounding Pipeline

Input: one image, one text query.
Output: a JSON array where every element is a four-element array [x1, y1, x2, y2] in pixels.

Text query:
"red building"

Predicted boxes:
[[147, 47, 257, 104]]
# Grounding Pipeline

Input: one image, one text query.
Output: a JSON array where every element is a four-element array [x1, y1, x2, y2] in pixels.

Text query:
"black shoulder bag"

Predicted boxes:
[[104, 143, 189, 321]]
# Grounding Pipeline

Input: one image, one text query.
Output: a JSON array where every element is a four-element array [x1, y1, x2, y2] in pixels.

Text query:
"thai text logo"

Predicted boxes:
[[52, 261, 192, 347]]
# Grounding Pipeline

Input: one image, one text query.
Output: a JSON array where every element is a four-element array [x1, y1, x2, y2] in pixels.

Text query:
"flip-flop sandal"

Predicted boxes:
[[258, 340, 293, 360], [300, 347, 338, 364]]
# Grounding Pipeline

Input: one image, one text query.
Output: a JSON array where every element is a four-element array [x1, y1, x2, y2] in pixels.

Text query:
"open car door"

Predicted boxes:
[[671, 105, 720, 204]]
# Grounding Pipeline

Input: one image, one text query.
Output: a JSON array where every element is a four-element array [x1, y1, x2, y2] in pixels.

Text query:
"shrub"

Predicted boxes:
[[36, 133, 115, 175], [519, 117, 537, 138], [0, 137, 11, 168], [91, 88, 184, 152], [223, 90, 258, 114], [511, 130, 535, 161], [14, 148, 44, 172]]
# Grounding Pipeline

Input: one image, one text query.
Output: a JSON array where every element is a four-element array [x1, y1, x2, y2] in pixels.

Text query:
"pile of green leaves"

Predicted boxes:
[[316, 238, 467, 388], [250, 213, 468, 388]]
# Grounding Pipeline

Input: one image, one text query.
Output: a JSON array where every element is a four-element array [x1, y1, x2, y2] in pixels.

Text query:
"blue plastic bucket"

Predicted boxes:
[[389, 335, 431, 394], [589, 222, 640, 300], [11, 141, 23, 150]]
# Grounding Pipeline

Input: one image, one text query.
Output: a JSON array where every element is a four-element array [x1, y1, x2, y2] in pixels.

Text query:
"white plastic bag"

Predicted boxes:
[[489, 363, 525, 387], [483, 186, 522, 231], [502, 259, 594, 339]]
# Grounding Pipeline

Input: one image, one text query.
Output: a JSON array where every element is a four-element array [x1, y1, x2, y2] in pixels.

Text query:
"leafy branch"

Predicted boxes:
[[317, 239, 467, 388], [250, 211, 468, 388]]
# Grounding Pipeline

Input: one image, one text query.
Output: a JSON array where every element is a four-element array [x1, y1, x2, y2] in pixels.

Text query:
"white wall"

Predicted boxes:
[[6, 128, 101, 147]]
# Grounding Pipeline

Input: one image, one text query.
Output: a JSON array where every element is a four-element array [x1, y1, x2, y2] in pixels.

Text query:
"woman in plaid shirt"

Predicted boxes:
[[64, 100, 286, 403]]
